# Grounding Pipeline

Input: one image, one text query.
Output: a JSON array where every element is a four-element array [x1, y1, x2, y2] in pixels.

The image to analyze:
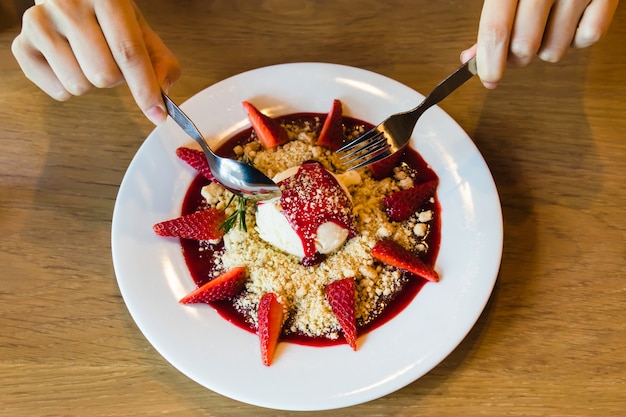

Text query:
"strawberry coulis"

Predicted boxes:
[[179, 113, 441, 347], [278, 160, 358, 264]]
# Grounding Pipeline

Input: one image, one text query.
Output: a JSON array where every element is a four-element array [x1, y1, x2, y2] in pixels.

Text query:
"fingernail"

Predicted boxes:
[[161, 77, 172, 94], [538, 49, 558, 63], [146, 105, 167, 125], [482, 80, 498, 89], [460, 49, 472, 63]]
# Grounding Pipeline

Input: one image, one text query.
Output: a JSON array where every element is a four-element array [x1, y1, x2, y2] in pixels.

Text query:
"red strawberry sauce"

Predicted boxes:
[[278, 161, 358, 264], [179, 113, 441, 347]]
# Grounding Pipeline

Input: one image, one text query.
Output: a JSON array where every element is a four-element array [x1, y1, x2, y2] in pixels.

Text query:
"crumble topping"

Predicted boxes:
[[199, 119, 435, 339]]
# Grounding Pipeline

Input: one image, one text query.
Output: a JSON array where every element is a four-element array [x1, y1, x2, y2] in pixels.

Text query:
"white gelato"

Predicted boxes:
[[255, 165, 361, 259]]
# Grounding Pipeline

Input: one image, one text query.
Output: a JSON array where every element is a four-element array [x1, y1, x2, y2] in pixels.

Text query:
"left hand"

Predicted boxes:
[[462, 0, 619, 89]]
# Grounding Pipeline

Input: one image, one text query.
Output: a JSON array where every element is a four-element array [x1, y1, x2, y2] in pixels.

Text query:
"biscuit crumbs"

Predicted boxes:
[[202, 119, 434, 339]]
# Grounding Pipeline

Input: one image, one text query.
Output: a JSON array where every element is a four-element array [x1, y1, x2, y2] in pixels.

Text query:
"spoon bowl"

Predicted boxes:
[[162, 92, 281, 201]]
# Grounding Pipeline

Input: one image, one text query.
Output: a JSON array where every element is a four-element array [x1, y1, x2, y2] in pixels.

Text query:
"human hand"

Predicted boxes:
[[461, 0, 619, 89], [11, 0, 181, 124]]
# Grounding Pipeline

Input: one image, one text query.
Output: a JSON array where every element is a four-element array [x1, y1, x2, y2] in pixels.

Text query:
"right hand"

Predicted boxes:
[[11, 0, 181, 125]]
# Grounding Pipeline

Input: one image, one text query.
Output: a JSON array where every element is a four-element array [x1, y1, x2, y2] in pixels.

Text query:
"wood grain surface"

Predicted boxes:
[[1, 1, 624, 416]]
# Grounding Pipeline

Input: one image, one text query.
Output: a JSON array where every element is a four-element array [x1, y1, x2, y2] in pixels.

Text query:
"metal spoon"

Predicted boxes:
[[161, 92, 281, 201]]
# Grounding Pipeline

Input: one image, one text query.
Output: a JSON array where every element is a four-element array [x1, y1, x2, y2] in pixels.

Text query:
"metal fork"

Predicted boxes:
[[337, 57, 477, 170]]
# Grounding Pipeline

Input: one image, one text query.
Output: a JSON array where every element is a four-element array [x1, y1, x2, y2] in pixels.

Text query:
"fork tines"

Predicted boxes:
[[336, 129, 392, 170]]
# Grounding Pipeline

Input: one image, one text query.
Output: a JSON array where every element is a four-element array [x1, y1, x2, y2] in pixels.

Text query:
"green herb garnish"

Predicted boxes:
[[220, 194, 248, 233]]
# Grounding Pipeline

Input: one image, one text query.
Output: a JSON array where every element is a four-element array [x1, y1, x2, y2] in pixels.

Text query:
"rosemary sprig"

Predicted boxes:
[[220, 194, 248, 233]]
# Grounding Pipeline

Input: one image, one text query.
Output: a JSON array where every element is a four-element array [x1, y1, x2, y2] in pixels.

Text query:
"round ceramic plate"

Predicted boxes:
[[111, 62, 502, 411]]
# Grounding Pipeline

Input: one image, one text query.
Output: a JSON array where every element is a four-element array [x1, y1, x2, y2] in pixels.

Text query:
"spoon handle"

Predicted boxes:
[[161, 92, 215, 157]]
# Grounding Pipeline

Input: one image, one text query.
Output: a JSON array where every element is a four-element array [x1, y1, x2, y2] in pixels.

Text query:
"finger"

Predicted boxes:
[[476, 0, 519, 88], [508, 0, 554, 67], [59, 11, 125, 89], [572, 0, 619, 49], [95, 0, 166, 124], [14, 6, 93, 99], [538, 0, 589, 62], [11, 34, 71, 101], [140, 17, 182, 94], [460, 43, 478, 64]]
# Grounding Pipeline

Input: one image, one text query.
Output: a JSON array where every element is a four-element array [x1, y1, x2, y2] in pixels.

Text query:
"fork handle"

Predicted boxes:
[[409, 56, 477, 122]]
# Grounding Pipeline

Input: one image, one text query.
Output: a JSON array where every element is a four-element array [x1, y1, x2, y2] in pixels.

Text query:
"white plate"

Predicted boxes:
[[111, 62, 502, 411]]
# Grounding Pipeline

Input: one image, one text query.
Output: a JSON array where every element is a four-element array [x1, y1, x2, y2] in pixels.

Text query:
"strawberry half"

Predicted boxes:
[[257, 292, 285, 366], [383, 178, 439, 222], [179, 266, 247, 304], [368, 148, 405, 180], [325, 277, 357, 350], [153, 208, 226, 241], [371, 239, 439, 282], [242, 101, 289, 149], [176, 146, 215, 181], [316, 99, 344, 150]]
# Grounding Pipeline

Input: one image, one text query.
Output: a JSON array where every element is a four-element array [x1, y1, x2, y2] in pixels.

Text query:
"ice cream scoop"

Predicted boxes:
[[255, 162, 360, 261]]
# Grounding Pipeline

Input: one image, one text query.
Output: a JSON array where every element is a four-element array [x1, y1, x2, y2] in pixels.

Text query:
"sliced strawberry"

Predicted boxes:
[[242, 101, 289, 149], [257, 292, 285, 366], [179, 266, 247, 304], [176, 146, 215, 181], [383, 178, 439, 221], [316, 99, 344, 150], [371, 239, 439, 282], [368, 148, 405, 180], [325, 277, 357, 350], [153, 208, 226, 241]]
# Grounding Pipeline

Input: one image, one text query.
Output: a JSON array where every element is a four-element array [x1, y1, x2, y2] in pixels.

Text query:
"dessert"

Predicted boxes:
[[153, 100, 441, 365], [256, 161, 358, 263]]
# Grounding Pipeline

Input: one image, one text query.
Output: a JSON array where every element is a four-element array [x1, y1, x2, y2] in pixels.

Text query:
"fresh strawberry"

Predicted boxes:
[[257, 292, 285, 366], [176, 146, 215, 181], [325, 277, 357, 350], [368, 148, 405, 180], [242, 101, 289, 149], [153, 208, 226, 241], [383, 178, 439, 221], [179, 266, 247, 304], [316, 99, 344, 150], [371, 239, 439, 282]]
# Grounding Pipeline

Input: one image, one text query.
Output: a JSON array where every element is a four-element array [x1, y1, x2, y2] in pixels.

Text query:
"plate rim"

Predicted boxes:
[[111, 61, 503, 411]]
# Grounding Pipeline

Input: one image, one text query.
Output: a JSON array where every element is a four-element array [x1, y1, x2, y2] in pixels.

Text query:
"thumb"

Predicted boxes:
[[143, 25, 181, 94]]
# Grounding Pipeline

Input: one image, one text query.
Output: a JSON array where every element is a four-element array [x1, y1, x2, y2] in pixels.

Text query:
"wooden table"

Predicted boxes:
[[1, 1, 625, 416]]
